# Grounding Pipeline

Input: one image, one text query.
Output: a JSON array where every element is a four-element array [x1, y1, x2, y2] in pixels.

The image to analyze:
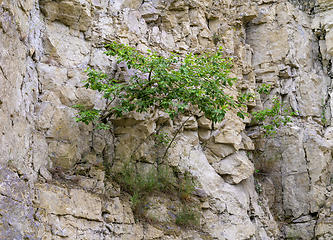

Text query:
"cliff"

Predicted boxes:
[[1, 0, 333, 239]]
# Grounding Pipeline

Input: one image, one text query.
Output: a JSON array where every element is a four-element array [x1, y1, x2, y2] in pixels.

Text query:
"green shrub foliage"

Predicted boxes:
[[74, 42, 252, 127]]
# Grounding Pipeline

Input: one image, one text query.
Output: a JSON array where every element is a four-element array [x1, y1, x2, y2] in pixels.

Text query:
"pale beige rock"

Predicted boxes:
[[214, 112, 244, 149], [303, 132, 331, 213], [197, 116, 212, 129], [179, 130, 199, 146], [161, 30, 175, 50], [111, 0, 142, 10], [4, 0, 332, 239], [48, 141, 78, 170], [296, 72, 329, 117], [69, 189, 103, 221], [326, 30, 333, 57], [198, 128, 211, 141], [212, 151, 254, 184], [39, 166, 52, 181], [202, 210, 256, 240], [324, 126, 333, 140], [182, 116, 198, 130], [37, 63, 68, 92], [144, 225, 164, 239], [139, 2, 159, 23], [111, 111, 147, 126], [32, 132, 52, 172], [89, 48, 114, 73], [78, 176, 99, 191], [240, 132, 255, 151], [37, 184, 102, 221], [205, 137, 236, 164], [156, 111, 172, 126], [43, 21, 90, 67], [103, 197, 125, 223], [41, 0, 92, 31], [142, 196, 178, 224], [40, 2, 59, 21]]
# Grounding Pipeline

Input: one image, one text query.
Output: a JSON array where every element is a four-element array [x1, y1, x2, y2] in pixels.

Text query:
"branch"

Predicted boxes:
[[161, 114, 194, 161], [100, 68, 155, 121]]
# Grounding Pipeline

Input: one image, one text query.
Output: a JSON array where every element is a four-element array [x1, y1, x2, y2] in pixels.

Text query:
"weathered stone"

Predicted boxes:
[[142, 196, 179, 224], [144, 225, 164, 239], [43, 21, 90, 67], [0, 165, 40, 239], [214, 112, 244, 149], [198, 128, 211, 141], [4, 0, 333, 239], [212, 151, 254, 184], [182, 116, 198, 130], [239, 132, 255, 151], [139, 2, 159, 23], [111, 111, 147, 126], [48, 140, 78, 170], [326, 30, 333, 57], [103, 197, 125, 223], [39, 166, 52, 181], [197, 116, 212, 129], [205, 137, 236, 164], [37, 184, 103, 221]]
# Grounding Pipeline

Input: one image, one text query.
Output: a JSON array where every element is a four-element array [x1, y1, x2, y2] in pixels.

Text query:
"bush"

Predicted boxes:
[[112, 158, 200, 227], [74, 42, 252, 129], [176, 205, 200, 228]]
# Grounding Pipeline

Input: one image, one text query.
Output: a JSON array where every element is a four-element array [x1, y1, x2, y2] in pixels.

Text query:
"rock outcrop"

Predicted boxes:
[[1, 0, 333, 239]]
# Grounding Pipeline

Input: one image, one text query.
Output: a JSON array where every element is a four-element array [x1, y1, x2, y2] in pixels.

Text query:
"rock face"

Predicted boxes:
[[1, 0, 333, 239]]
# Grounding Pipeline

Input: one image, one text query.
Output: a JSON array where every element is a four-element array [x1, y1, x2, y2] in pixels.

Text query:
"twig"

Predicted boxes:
[[162, 114, 194, 160]]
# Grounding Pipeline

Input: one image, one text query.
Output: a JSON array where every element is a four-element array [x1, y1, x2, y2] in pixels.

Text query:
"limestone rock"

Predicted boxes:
[[212, 151, 254, 184], [182, 116, 198, 130], [37, 184, 103, 221], [197, 116, 212, 129], [144, 225, 164, 239], [43, 21, 90, 67], [204, 137, 236, 164], [239, 132, 255, 151], [139, 2, 159, 23], [103, 197, 134, 224], [142, 196, 179, 224], [4, 0, 333, 239], [198, 128, 211, 141], [214, 112, 244, 149], [39, 166, 52, 181], [111, 111, 147, 126], [40, 0, 92, 31], [0, 165, 39, 239]]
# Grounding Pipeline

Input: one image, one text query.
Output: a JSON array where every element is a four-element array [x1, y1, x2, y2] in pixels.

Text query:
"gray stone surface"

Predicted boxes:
[[2, 0, 333, 239]]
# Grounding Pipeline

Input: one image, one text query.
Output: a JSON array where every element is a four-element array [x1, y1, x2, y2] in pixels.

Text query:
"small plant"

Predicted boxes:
[[257, 83, 271, 95], [113, 159, 176, 209], [254, 179, 263, 194], [321, 98, 327, 124], [152, 132, 171, 147], [112, 157, 198, 227], [286, 228, 301, 239], [176, 205, 200, 228], [179, 171, 196, 202], [316, 200, 326, 208], [252, 85, 298, 136], [213, 32, 222, 45]]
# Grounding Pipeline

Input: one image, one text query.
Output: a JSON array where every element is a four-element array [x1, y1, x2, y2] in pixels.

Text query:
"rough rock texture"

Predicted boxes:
[[1, 0, 333, 239]]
